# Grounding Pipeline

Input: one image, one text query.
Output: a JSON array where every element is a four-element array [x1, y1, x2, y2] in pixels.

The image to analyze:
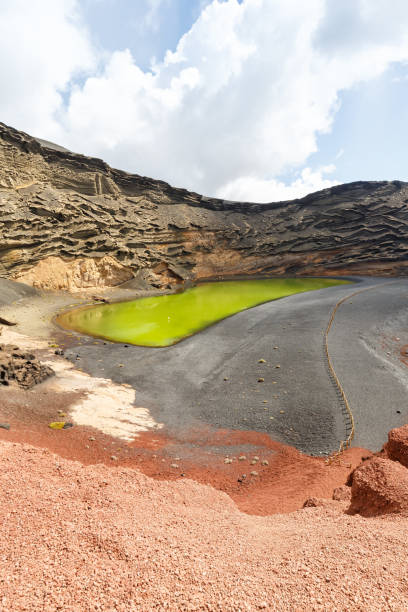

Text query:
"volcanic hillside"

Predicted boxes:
[[1, 121, 408, 291]]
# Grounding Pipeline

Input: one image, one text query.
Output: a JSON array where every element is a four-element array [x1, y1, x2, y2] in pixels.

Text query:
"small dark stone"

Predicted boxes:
[[0, 423, 10, 430], [0, 317, 16, 326], [396, 410, 401, 414], [303, 497, 324, 508], [62, 422, 74, 429], [92, 295, 108, 303]]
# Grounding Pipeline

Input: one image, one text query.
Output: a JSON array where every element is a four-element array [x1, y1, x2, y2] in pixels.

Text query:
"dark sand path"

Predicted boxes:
[[0, 277, 36, 307], [61, 277, 408, 455]]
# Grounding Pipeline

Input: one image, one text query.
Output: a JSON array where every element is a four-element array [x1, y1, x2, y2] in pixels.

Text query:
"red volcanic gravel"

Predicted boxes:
[[1, 440, 408, 611], [0, 385, 369, 516], [0, 410, 368, 516]]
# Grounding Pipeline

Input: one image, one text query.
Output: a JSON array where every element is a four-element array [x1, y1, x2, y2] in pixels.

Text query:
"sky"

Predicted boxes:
[[1, 0, 408, 202]]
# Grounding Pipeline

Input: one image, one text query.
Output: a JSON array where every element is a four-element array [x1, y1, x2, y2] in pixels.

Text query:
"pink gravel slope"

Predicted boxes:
[[1, 441, 408, 611]]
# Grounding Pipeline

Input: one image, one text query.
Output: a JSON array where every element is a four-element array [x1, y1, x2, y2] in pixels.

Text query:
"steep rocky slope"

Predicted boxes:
[[1, 121, 408, 290]]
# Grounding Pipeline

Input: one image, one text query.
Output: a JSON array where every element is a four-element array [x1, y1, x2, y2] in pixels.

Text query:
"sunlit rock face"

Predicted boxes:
[[1, 121, 408, 291]]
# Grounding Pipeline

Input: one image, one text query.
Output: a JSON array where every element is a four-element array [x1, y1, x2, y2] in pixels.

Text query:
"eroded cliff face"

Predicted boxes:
[[1, 121, 408, 291]]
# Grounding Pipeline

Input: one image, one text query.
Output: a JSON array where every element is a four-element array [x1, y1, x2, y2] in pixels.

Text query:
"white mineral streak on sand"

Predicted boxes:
[[45, 360, 163, 441], [361, 338, 408, 392], [1, 326, 162, 440]]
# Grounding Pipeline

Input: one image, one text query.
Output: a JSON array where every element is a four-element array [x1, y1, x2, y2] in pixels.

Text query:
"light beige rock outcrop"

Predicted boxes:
[[15, 255, 133, 292]]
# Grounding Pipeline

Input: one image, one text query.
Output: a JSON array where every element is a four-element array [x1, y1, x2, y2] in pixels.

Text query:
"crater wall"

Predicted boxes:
[[1, 121, 408, 290]]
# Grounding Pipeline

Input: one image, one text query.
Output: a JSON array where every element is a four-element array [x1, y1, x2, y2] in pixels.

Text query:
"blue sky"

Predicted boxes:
[[1, 0, 408, 201], [309, 62, 408, 185], [81, 0, 211, 71]]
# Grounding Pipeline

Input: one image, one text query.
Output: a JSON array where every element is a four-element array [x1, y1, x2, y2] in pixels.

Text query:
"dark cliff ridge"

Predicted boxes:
[[1, 120, 408, 290]]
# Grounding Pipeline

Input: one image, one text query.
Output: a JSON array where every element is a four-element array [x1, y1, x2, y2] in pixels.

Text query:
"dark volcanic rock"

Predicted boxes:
[[1, 121, 408, 290], [0, 344, 53, 389]]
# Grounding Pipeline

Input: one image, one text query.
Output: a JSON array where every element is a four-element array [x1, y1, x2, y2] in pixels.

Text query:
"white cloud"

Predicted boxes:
[[0, 0, 95, 138], [218, 165, 339, 203], [2, 0, 408, 201]]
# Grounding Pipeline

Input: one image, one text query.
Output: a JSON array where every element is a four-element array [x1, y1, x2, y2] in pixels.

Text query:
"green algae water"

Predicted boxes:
[[58, 278, 350, 347]]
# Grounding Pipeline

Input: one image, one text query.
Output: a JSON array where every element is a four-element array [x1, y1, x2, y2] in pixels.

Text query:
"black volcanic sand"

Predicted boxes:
[[55, 276, 408, 455], [0, 276, 407, 456], [0, 278, 36, 307]]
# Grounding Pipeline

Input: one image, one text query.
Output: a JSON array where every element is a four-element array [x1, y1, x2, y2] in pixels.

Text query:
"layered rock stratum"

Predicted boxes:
[[1, 121, 408, 291]]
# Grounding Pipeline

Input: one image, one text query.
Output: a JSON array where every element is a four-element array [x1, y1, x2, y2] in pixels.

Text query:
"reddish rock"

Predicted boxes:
[[349, 457, 408, 517], [385, 424, 408, 468], [332, 485, 351, 502]]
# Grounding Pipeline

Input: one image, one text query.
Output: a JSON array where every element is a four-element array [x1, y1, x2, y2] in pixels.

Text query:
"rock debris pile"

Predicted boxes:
[[0, 344, 53, 389]]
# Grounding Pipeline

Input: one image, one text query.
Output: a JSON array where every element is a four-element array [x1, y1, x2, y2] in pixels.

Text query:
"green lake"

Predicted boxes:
[[57, 278, 350, 347]]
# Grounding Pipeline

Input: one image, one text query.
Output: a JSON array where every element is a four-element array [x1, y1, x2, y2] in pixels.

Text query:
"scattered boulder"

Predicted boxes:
[[385, 424, 408, 468], [348, 457, 408, 517], [0, 344, 54, 389]]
